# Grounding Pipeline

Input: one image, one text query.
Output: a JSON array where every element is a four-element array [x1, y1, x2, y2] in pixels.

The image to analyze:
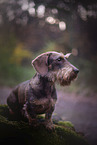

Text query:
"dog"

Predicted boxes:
[[7, 51, 79, 129]]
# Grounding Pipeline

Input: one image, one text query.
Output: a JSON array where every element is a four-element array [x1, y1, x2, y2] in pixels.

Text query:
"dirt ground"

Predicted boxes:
[[0, 87, 97, 145]]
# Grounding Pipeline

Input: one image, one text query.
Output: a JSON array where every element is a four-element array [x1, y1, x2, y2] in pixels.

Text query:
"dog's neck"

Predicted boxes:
[[30, 73, 55, 95]]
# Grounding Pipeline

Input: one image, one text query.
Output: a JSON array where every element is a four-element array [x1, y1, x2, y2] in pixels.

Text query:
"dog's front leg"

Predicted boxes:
[[22, 103, 38, 126], [44, 106, 55, 129]]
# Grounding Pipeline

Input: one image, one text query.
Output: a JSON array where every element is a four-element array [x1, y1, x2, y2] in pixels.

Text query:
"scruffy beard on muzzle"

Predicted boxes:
[[47, 67, 77, 86], [57, 68, 77, 86]]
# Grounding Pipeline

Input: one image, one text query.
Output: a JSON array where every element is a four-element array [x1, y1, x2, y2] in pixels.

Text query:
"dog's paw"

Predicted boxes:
[[43, 121, 55, 131], [29, 118, 39, 127]]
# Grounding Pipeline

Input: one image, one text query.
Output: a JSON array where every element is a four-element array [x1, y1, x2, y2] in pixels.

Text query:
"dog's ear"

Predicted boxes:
[[64, 53, 71, 59], [32, 53, 49, 76]]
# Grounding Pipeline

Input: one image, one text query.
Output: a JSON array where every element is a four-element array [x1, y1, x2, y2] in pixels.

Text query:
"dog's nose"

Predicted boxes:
[[73, 69, 79, 74]]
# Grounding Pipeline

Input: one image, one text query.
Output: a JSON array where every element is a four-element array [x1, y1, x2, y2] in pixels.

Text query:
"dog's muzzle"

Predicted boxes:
[[56, 67, 79, 86]]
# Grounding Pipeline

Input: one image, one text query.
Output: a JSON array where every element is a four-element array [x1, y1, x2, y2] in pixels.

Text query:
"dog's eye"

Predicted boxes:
[[57, 57, 63, 61]]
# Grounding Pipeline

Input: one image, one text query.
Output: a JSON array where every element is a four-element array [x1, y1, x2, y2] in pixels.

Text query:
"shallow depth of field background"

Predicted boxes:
[[0, 0, 97, 145]]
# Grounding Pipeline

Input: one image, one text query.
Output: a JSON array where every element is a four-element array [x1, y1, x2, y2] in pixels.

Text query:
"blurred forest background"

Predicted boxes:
[[0, 1, 97, 145], [0, 0, 97, 94]]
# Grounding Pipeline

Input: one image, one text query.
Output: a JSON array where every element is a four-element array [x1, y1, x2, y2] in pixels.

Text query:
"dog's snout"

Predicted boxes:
[[73, 68, 79, 74]]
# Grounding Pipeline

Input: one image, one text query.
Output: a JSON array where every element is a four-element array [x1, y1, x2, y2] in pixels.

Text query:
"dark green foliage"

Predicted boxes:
[[0, 65, 35, 87], [0, 105, 89, 145]]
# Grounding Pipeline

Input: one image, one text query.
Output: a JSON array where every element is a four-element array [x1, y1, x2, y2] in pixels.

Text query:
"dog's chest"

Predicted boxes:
[[30, 95, 56, 114], [41, 97, 56, 112], [35, 97, 56, 106], [28, 77, 57, 114]]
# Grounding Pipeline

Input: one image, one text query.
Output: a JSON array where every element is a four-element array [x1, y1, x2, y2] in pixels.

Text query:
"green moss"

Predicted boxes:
[[0, 105, 89, 145], [58, 121, 75, 130]]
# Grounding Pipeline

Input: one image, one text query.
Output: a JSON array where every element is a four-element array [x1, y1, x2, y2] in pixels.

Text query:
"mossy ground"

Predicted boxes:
[[0, 105, 89, 145]]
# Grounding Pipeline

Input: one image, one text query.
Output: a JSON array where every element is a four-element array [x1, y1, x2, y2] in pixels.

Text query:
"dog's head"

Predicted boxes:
[[32, 51, 79, 86]]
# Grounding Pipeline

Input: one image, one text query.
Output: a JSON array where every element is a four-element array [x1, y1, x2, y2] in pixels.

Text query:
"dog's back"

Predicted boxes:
[[7, 80, 30, 113]]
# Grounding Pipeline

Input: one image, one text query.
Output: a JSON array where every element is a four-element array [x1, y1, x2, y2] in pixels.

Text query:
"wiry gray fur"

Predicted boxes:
[[7, 51, 79, 129]]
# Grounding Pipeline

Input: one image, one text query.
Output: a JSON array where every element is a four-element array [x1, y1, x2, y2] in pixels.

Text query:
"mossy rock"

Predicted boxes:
[[0, 105, 89, 145]]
